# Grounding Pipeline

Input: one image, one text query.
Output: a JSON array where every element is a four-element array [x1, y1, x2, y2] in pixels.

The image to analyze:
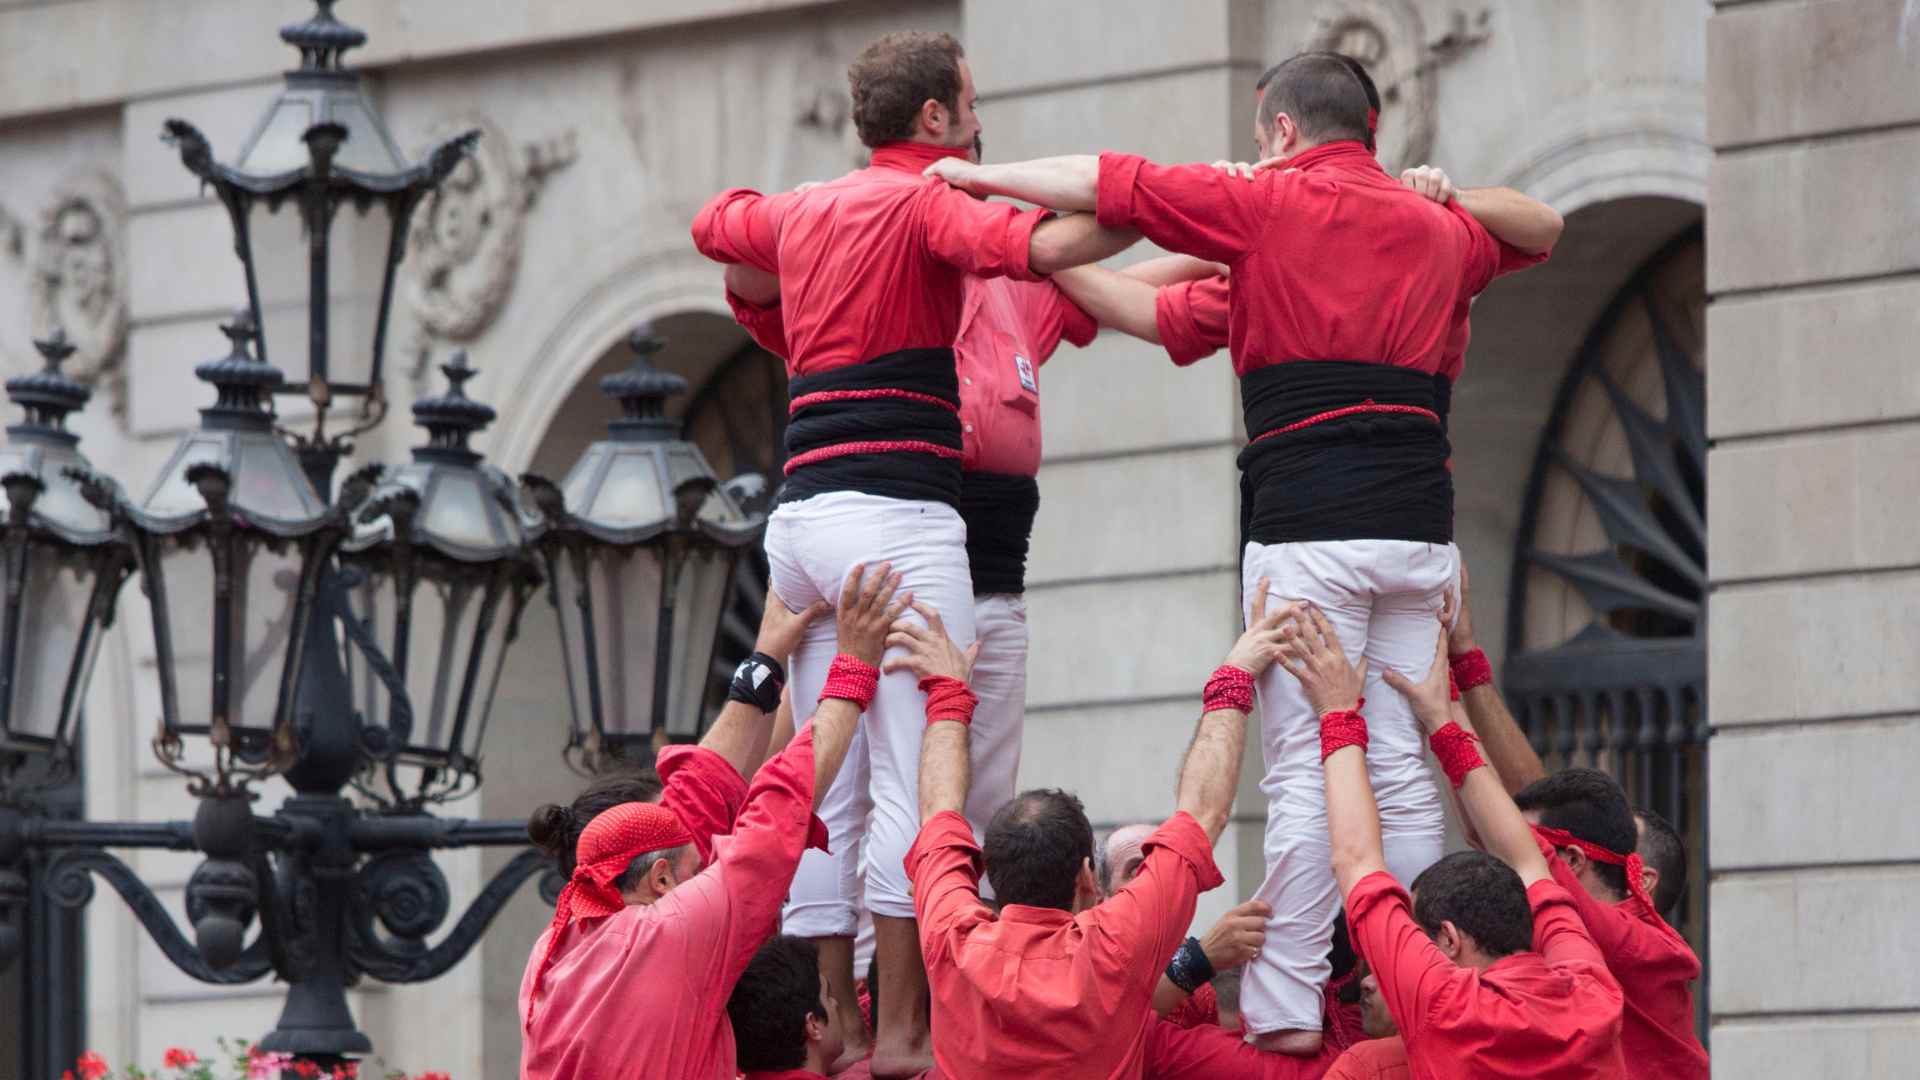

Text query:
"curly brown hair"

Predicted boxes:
[[846, 31, 966, 149]]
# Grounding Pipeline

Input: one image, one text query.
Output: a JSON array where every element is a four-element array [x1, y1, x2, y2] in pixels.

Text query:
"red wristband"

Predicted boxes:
[[1449, 648, 1492, 694], [920, 675, 977, 726], [1429, 721, 1486, 788], [1318, 698, 1368, 762], [1203, 665, 1256, 714], [820, 654, 880, 711]]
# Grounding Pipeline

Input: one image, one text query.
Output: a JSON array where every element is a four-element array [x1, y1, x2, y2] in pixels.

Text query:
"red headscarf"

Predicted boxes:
[[1531, 823, 1687, 946], [525, 801, 694, 1028]]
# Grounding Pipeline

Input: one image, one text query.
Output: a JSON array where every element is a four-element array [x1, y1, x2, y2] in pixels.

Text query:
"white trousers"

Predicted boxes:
[[776, 492, 1026, 931], [1239, 539, 1456, 1034]]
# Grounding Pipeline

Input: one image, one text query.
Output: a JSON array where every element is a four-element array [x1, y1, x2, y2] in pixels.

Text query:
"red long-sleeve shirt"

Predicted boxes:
[[1345, 872, 1626, 1080], [905, 809, 1224, 1079], [1152, 240, 1544, 372], [691, 141, 1051, 377], [654, 744, 747, 867], [727, 274, 1095, 476], [1097, 142, 1507, 376], [1538, 842, 1708, 1079], [1323, 1037, 1411, 1080], [517, 725, 830, 1080]]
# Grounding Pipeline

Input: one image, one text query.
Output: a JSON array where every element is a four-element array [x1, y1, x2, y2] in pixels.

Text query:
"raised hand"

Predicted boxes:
[[923, 156, 980, 192], [753, 584, 831, 664], [1199, 899, 1274, 972], [1224, 577, 1298, 679], [1209, 159, 1258, 181], [884, 601, 979, 683], [1381, 612, 1454, 733], [1275, 605, 1366, 715], [836, 562, 911, 664], [1400, 164, 1456, 204]]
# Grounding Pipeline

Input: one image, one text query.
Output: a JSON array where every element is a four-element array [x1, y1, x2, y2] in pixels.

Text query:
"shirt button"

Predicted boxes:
[[963, 377, 973, 385], [964, 423, 975, 433]]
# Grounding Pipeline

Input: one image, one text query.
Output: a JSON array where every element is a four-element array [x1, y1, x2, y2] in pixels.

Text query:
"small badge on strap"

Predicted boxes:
[[1015, 354, 1037, 394]]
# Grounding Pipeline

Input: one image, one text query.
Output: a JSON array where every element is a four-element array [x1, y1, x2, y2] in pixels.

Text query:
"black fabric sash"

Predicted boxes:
[[1237, 360, 1453, 546], [779, 348, 964, 507], [958, 471, 1041, 595]]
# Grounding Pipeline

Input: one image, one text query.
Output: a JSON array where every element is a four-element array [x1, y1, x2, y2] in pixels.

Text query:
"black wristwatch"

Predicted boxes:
[[728, 651, 787, 713]]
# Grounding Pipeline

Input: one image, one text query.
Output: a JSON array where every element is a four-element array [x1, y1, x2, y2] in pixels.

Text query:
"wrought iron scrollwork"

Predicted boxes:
[[346, 847, 550, 983], [42, 847, 273, 984]]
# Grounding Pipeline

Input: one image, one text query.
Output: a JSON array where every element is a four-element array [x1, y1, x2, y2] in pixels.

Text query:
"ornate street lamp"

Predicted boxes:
[[162, 0, 476, 462], [0, 332, 135, 785], [102, 315, 337, 791], [524, 327, 766, 772], [338, 353, 541, 804]]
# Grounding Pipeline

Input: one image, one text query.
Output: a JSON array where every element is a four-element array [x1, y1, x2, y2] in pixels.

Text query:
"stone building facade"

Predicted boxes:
[[0, 1, 1906, 1076]]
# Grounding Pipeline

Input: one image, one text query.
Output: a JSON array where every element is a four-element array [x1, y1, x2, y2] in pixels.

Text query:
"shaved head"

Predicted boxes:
[[1096, 824, 1156, 897]]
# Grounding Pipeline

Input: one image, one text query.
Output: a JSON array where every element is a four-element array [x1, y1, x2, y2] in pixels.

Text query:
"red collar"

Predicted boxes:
[[998, 903, 1076, 927], [1280, 140, 1381, 175], [870, 140, 972, 174]]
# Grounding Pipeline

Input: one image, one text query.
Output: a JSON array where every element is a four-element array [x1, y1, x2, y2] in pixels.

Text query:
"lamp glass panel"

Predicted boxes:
[[586, 450, 667, 531], [156, 536, 215, 735], [6, 544, 93, 743], [326, 197, 391, 389], [341, 561, 392, 732], [544, 547, 591, 744], [247, 199, 308, 375], [458, 571, 521, 762], [239, 99, 318, 174], [585, 544, 664, 739], [418, 471, 499, 555], [231, 434, 325, 522], [665, 546, 734, 739], [226, 536, 304, 733], [407, 565, 482, 758]]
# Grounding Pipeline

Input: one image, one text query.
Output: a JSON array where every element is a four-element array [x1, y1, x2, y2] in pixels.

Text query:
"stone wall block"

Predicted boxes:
[[1709, 572, 1920, 725], [1038, 332, 1240, 461], [1027, 444, 1240, 587], [1711, 867, 1920, 1014], [1708, 424, 1920, 580], [1025, 570, 1238, 708], [1708, 129, 1920, 293], [1708, 0, 1920, 148], [1708, 279, 1920, 437], [965, 0, 1257, 98], [1710, 717, 1920, 869]]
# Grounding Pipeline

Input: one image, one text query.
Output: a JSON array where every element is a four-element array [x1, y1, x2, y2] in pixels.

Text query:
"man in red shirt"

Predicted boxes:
[[1276, 602, 1626, 1078], [922, 52, 1560, 1054], [692, 34, 1128, 1076], [886, 589, 1292, 1078], [726, 935, 849, 1080], [722, 217, 1098, 1065], [1445, 564, 1709, 1078], [516, 566, 906, 1080]]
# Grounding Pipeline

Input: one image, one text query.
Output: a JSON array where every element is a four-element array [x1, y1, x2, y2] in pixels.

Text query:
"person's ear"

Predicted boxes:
[[647, 855, 676, 896], [1075, 858, 1100, 907], [918, 97, 948, 141], [1560, 846, 1589, 878], [804, 1011, 826, 1045], [1639, 863, 1661, 904], [1435, 920, 1463, 962], [1274, 113, 1298, 156]]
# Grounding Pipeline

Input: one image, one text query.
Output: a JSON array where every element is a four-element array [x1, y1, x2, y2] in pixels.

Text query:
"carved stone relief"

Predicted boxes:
[[402, 116, 577, 347], [29, 170, 127, 388], [1306, 2, 1491, 173]]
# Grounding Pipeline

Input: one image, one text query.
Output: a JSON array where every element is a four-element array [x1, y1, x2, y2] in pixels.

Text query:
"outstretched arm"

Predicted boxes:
[[724, 263, 781, 306], [1121, 254, 1227, 287], [1030, 212, 1141, 275], [884, 602, 982, 823], [808, 563, 913, 804], [698, 587, 829, 779], [1276, 606, 1379, 897], [1399, 165, 1562, 254], [1052, 265, 1162, 342], [1383, 623, 1551, 886], [928, 154, 1101, 211], [1176, 582, 1292, 841], [1448, 561, 1546, 794]]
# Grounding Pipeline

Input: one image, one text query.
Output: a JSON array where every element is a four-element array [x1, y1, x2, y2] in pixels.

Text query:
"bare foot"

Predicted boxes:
[[869, 1039, 934, 1080], [1251, 1028, 1324, 1056], [827, 1036, 871, 1075]]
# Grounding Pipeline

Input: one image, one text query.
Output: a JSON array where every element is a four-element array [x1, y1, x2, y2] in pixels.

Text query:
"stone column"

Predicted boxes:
[[1705, 2, 1920, 1074]]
